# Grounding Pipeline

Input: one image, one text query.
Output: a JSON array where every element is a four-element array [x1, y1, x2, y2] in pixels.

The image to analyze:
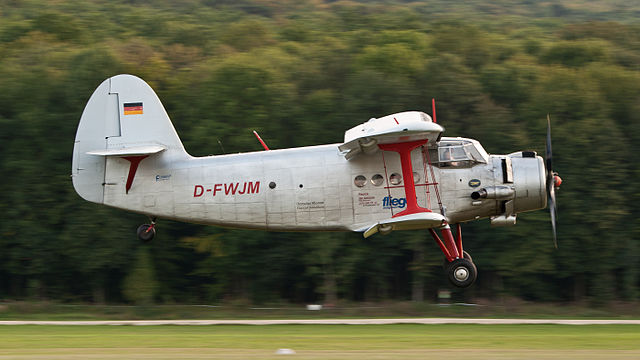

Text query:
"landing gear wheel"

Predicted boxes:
[[447, 258, 477, 288], [461, 251, 477, 277], [442, 251, 474, 269], [137, 224, 156, 243]]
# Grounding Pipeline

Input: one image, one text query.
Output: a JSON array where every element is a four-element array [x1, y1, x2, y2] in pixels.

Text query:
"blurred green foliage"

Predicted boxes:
[[0, 0, 639, 305]]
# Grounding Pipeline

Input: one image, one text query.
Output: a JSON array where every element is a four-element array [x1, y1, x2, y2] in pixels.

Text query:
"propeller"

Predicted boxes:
[[545, 114, 560, 248]]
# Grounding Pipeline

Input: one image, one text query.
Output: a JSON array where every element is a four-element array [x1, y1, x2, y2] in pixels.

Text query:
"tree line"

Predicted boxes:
[[0, 0, 638, 304]]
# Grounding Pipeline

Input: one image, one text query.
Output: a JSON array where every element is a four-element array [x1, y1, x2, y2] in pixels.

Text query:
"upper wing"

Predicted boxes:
[[339, 111, 443, 160]]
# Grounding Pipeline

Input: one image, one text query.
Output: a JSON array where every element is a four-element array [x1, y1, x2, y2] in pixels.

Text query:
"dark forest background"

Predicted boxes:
[[0, 0, 639, 306]]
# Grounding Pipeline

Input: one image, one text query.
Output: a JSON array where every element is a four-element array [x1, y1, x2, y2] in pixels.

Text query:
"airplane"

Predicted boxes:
[[72, 74, 561, 288]]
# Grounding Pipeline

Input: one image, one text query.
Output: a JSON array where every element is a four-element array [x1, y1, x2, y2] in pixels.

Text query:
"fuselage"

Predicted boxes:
[[101, 139, 547, 231], [73, 75, 547, 235]]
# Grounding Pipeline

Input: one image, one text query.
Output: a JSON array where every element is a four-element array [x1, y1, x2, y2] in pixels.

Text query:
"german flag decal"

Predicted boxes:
[[123, 102, 143, 115]]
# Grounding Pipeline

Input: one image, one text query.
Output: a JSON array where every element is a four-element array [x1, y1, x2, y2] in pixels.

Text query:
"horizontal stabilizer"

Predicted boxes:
[[362, 212, 446, 238], [86, 145, 166, 156]]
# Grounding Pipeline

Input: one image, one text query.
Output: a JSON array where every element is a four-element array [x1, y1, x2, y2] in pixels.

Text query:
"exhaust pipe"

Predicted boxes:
[[471, 186, 515, 200]]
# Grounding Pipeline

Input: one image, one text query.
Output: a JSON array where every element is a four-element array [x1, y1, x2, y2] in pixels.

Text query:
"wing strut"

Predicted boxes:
[[380, 150, 395, 216], [423, 145, 444, 215], [378, 140, 430, 217]]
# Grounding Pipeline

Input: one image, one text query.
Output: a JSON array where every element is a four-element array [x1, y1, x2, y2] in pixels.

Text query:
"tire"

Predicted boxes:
[[443, 251, 473, 269], [447, 258, 477, 288], [137, 224, 156, 242]]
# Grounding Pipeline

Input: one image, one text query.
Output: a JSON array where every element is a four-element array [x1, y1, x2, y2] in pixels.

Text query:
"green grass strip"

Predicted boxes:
[[0, 324, 639, 350]]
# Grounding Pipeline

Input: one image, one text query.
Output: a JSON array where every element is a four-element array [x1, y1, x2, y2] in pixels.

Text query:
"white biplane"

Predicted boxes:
[[72, 74, 561, 287]]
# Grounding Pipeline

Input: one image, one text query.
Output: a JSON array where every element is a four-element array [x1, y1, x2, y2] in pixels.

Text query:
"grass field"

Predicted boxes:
[[0, 324, 639, 359]]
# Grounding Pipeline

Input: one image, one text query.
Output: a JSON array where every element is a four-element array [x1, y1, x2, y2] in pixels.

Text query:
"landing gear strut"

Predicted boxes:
[[137, 217, 156, 243], [430, 223, 477, 288]]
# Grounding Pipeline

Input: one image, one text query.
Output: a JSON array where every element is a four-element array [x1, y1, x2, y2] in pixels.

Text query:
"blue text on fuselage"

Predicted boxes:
[[383, 196, 406, 209]]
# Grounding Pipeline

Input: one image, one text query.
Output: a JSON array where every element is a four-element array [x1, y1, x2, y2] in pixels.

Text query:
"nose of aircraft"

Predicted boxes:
[[554, 173, 562, 188], [510, 155, 548, 214]]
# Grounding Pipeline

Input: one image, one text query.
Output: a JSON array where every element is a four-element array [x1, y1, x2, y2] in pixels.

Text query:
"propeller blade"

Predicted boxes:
[[549, 185, 557, 248], [545, 114, 558, 248], [546, 114, 553, 174]]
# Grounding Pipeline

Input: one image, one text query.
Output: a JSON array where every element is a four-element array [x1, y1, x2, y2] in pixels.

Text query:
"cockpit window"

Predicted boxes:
[[437, 138, 489, 168], [440, 146, 468, 162]]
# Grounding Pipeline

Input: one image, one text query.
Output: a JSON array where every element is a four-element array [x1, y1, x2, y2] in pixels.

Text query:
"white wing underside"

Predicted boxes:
[[339, 111, 443, 160], [361, 212, 447, 238]]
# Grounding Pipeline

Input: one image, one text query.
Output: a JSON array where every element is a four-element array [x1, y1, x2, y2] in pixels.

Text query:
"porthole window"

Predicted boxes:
[[371, 174, 384, 186], [354, 175, 366, 187], [389, 173, 402, 185], [413, 172, 420, 183]]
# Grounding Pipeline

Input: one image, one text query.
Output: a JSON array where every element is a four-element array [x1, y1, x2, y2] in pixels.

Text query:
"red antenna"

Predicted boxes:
[[253, 130, 270, 151], [432, 98, 437, 123]]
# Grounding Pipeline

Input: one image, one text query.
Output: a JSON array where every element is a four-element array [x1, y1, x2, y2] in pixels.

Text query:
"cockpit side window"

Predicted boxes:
[[439, 145, 470, 167], [439, 146, 467, 162], [436, 139, 488, 168]]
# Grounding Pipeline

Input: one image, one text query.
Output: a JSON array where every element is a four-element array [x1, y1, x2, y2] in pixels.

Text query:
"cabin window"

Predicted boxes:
[[354, 175, 367, 187], [371, 174, 384, 186], [390, 173, 402, 185]]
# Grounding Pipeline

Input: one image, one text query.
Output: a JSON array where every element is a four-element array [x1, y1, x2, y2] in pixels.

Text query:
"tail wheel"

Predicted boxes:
[[137, 224, 156, 243], [447, 258, 477, 288]]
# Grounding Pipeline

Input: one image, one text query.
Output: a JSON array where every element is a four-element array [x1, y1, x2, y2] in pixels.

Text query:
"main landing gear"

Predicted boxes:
[[429, 223, 477, 288], [137, 217, 157, 243]]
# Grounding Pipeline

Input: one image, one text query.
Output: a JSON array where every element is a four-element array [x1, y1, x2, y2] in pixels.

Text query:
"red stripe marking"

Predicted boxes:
[[431, 98, 437, 123], [122, 155, 149, 194], [253, 131, 270, 151]]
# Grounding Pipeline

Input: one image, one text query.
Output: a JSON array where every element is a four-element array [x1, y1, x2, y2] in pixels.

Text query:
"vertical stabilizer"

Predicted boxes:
[[107, 75, 186, 154], [72, 74, 187, 203]]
